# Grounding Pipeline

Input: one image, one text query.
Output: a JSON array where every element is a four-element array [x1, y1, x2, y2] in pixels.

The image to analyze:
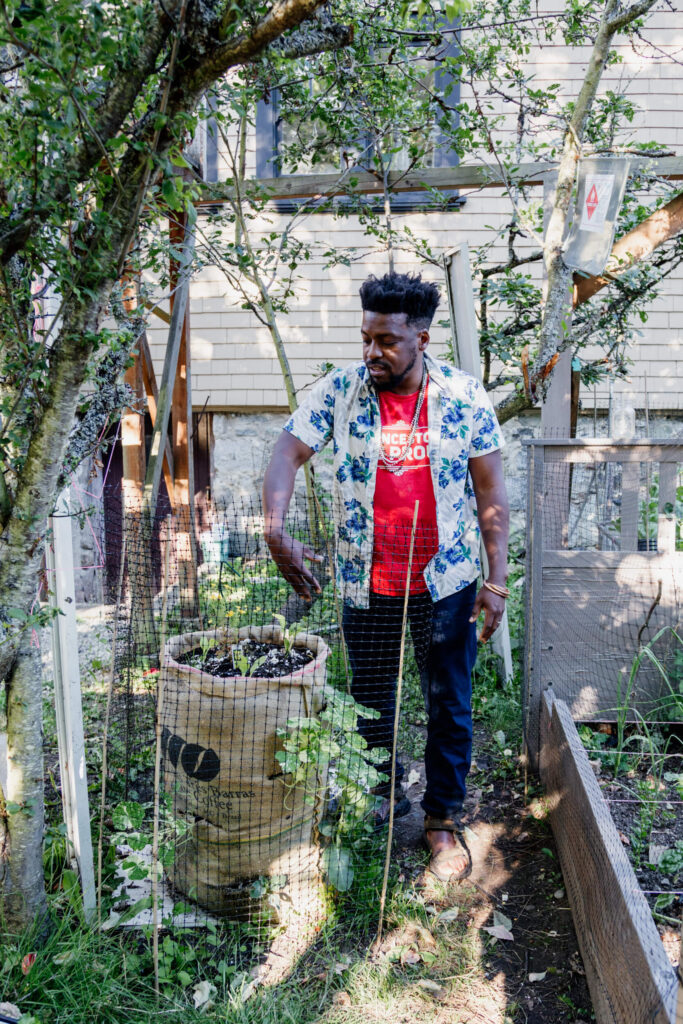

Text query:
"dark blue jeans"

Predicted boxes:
[[342, 582, 478, 821]]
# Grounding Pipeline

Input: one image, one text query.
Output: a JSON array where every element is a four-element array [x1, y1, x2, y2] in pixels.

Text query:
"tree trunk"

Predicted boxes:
[[0, 638, 47, 931]]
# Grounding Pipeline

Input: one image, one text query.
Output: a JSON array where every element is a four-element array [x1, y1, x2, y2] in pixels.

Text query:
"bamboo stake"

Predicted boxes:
[[152, 519, 172, 997], [97, 533, 127, 929], [374, 500, 419, 949]]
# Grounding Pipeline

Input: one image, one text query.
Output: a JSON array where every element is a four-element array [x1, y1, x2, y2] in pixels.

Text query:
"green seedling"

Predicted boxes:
[[272, 613, 298, 654], [658, 841, 683, 881]]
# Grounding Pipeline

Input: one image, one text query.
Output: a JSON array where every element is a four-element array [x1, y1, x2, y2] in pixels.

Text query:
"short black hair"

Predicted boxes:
[[359, 272, 441, 328]]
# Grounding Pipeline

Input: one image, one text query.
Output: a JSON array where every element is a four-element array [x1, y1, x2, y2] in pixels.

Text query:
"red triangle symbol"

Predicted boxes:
[[586, 184, 599, 219]]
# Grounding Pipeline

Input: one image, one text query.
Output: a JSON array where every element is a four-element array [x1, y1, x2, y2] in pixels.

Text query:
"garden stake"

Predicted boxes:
[[312, 486, 351, 692], [374, 500, 419, 951], [152, 519, 172, 998], [97, 532, 127, 929]]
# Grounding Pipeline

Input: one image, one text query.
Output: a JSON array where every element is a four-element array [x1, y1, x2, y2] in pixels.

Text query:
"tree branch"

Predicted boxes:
[[0, 0, 180, 265], [267, 18, 354, 59], [574, 189, 683, 306], [606, 0, 659, 31]]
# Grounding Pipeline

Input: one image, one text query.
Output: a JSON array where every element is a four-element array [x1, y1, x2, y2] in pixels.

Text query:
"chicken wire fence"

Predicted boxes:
[[525, 440, 683, 1024], [523, 439, 682, 759], [90, 490, 444, 934]]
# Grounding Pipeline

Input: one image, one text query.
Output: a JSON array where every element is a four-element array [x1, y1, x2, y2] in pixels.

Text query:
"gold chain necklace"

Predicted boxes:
[[378, 366, 428, 477]]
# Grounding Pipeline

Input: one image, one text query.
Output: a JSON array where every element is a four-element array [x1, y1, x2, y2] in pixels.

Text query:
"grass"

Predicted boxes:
[[6, 531, 530, 1024], [1, 867, 496, 1024]]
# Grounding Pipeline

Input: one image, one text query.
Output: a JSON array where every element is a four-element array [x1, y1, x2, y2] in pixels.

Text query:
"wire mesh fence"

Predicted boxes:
[[524, 440, 682, 758], [89, 491, 454, 940], [526, 439, 683, 1021]]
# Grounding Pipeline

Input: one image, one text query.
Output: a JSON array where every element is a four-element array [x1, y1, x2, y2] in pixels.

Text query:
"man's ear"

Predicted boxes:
[[418, 329, 430, 351]]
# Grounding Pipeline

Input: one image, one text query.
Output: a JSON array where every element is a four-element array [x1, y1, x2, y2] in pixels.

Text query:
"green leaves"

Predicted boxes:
[[322, 845, 354, 891], [112, 801, 145, 831], [275, 684, 389, 890]]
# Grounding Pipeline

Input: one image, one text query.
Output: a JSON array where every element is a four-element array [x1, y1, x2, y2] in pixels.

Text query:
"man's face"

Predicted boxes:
[[361, 310, 429, 391]]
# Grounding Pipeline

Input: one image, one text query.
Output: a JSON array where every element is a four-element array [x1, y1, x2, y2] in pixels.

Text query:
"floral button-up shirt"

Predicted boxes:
[[284, 352, 504, 608]]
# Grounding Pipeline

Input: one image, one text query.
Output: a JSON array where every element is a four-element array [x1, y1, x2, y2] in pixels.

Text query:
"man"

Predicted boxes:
[[263, 271, 509, 882]]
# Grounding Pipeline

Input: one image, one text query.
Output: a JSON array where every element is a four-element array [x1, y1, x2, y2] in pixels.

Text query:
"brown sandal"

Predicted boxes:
[[423, 816, 471, 882]]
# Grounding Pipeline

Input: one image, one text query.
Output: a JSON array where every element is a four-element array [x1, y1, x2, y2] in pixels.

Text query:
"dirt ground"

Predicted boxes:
[[388, 728, 595, 1024]]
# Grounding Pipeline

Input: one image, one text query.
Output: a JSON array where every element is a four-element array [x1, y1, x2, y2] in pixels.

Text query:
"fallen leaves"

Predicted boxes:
[[482, 910, 515, 942], [415, 978, 447, 1001], [192, 980, 217, 1011]]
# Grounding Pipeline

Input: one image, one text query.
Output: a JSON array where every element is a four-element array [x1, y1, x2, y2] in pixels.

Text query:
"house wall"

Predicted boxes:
[[145, 6, 683, 427]]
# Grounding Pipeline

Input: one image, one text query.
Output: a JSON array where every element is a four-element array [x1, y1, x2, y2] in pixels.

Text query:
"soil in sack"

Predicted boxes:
[[161, 624, 329, 919]]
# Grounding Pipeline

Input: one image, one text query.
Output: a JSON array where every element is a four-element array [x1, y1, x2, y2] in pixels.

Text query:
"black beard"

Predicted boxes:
[[368, 351, 419, 391]]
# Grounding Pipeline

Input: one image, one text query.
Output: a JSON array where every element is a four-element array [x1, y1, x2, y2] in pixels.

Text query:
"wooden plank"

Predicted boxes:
[[525, 444, 545, 764], [143, 223, 195, 518], [542, 549, 682, 569], [141, 298, 171, 325], [540, 691, 677, 1024], [196, 155, 683, 205], [139, 332, 175, 505], [47, 492, 96, 921], [658, 460, 678, 554], [542, 444, 683, 465], [574, 191, 683, 308], [443, 242, 482, 377], [121, 349, 146, 507], [620, 462, 640, 552], [524, 439, 683, 449], [443, 243, 514, 682], [139, 334, 174, 473], [120, 271, 146, 509], [169, 215, 199, 619]]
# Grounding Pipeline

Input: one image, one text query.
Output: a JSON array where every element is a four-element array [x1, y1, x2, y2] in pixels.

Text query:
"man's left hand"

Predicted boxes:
[[469, 586, 506, 644]]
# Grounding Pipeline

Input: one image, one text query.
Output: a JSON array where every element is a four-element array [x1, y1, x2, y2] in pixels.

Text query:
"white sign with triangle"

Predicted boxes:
[[579, 173, 615, 233]]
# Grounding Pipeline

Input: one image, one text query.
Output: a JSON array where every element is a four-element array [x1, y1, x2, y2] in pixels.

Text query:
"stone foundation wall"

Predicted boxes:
[[210, 409, 683, 541]]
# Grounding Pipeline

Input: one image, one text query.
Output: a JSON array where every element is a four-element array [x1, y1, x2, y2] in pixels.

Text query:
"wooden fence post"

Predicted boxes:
[[169, 213, 199, 621], [443, 243, 514, 682], [47, 491, 96, 921]]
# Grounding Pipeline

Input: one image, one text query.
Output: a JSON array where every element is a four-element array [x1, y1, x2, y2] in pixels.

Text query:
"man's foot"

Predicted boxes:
[[424, 827, 470, 882]]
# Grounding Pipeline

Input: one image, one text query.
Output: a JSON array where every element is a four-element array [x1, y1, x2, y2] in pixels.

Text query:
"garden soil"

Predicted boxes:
[[387, 724, 596, 1024]]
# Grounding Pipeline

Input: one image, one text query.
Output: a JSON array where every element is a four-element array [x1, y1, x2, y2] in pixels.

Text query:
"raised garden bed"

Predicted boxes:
[[578, 720, 682, 949], [539, 690, 680, 1024]]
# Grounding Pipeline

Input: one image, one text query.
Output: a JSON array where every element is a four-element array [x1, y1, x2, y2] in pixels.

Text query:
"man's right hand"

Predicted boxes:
[[263, 431, 321, 600], [265, 527, 323, 603]]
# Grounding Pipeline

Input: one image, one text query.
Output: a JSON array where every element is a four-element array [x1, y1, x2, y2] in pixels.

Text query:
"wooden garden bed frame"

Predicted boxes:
[[539, 690, 679, 1024]]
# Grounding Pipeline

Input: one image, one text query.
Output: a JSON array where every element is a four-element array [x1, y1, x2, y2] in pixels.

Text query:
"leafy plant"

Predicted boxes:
[[657, 841, 683, 881], [231, 644, 267, 677], [276, 685, 388, 892]]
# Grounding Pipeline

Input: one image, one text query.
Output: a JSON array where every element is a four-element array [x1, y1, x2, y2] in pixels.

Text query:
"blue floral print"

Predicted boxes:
[[283, 353, 503, 608]]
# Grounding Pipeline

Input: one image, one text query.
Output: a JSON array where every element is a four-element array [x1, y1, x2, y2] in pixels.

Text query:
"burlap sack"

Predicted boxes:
[[160, 625, 329, 909]]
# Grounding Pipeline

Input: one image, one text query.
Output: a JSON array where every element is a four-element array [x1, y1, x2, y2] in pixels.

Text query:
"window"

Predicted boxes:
[[253, 28, 462, 213]]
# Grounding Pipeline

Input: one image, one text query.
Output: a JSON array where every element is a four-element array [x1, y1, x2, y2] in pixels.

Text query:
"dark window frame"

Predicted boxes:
[[252, 27, 463, 214]]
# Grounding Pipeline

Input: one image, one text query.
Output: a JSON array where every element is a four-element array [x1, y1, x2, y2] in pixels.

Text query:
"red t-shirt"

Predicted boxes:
[[371, 382, 439, 595]]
